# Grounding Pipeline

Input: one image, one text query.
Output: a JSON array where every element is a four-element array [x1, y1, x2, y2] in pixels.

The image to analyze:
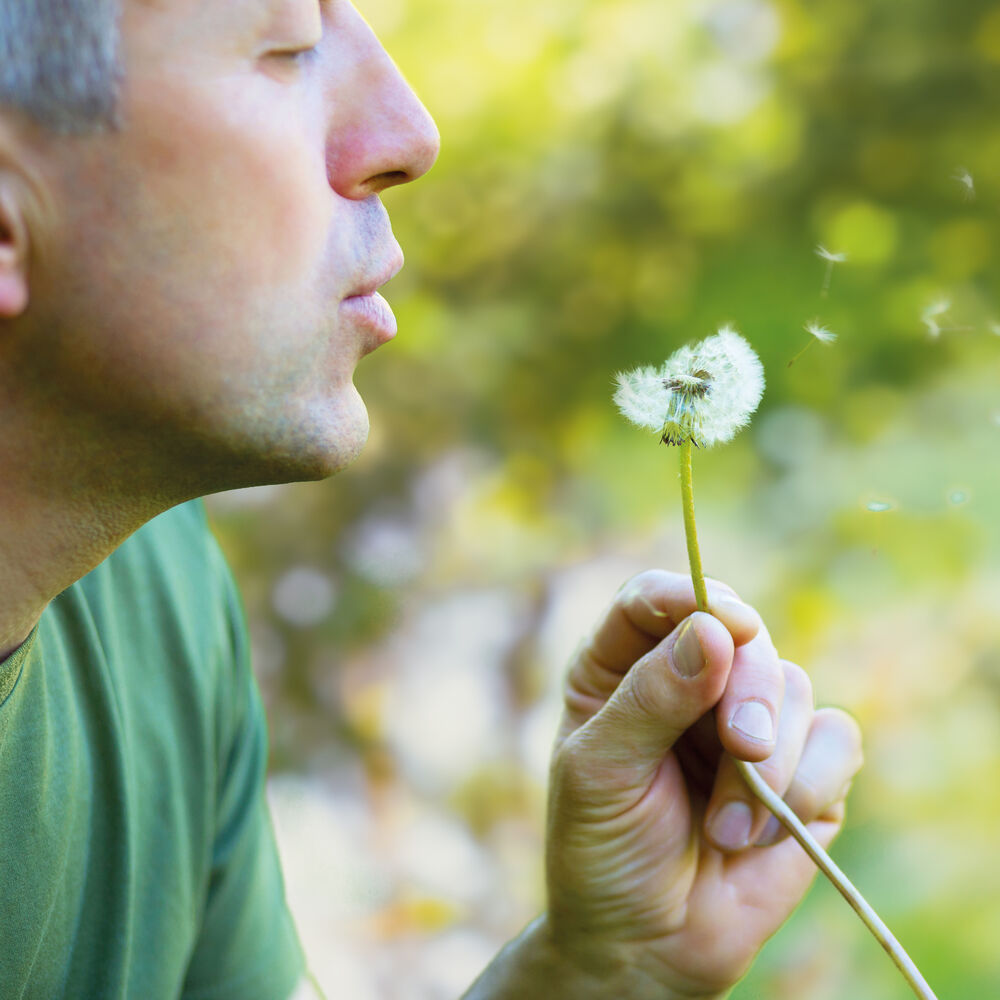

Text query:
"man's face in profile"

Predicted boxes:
[[18, 0, 438, 495]]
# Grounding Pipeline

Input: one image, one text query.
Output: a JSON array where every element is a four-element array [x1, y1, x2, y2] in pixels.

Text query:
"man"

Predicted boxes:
[[0, 1, 863, 998]]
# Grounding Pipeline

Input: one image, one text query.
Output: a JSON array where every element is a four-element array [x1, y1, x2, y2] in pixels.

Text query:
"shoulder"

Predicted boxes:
[[63, 499, 245, 696]]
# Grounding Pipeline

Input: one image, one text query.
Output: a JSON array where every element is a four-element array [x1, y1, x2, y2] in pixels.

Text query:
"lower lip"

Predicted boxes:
[[341, 291, 397, 343]]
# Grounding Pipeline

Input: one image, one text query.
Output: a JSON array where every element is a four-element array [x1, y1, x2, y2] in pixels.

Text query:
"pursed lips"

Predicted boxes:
[[339, 244, 405, 346], [344, 245, 405, 300]]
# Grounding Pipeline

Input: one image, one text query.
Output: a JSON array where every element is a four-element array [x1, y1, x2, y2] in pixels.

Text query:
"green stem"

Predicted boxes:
[[675, 443, 937, 1000], [679, 439, 709, 613], [733, 758, 938, 1000]]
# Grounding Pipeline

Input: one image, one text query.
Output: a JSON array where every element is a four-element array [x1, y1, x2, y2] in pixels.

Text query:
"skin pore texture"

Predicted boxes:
[[0, 0, 440, 661]]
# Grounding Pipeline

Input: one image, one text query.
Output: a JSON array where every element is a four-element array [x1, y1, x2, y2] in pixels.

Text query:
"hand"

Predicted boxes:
[[542, 570, 864, 998]]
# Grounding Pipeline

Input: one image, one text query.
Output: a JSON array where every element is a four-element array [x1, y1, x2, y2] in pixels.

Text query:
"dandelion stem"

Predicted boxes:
[[732, 758, 938, 1000], [678, 439, 709, 613], [675, 444, 939, 1000]]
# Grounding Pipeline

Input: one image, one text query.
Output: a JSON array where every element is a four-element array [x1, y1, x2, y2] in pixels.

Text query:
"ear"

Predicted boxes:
[[0, 183, 29, 318]]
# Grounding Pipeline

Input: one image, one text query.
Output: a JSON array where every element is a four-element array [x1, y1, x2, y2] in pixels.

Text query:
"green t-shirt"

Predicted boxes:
[[0, 500, 306, 999]]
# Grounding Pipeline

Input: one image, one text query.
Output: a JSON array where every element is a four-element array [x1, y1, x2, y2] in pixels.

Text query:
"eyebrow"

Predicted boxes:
[[255, 0, 329, 12]]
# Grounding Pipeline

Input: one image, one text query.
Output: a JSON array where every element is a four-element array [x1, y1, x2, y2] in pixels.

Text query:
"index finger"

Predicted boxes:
[[584, 570, 761, 678], [563, 570, 761, 726]]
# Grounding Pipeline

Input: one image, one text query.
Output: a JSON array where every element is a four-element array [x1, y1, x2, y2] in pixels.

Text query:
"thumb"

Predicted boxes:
[[579, 611, 734, 781]]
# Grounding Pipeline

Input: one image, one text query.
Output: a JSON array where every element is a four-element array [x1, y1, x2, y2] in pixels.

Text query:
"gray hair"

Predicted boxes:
[[0, 0, 121, 133]]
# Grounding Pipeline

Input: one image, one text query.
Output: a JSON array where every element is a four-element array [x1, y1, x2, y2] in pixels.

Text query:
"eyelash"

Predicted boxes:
[[275, 44, 321, 67]]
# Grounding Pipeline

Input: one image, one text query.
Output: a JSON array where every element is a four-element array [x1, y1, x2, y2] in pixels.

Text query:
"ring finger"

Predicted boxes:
[[704, 660, 814, 852]]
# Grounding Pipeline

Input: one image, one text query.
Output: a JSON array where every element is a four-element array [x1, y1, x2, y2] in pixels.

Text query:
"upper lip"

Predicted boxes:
[[347, 247, 405, 298]]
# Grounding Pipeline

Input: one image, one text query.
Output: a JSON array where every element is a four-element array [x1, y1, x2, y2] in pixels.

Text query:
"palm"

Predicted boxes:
[[548, 718, 832, 994]]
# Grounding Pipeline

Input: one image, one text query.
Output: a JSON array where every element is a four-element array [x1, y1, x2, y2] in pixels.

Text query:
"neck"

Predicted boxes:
[[0, 394, 185, 661], [0, 475, 170, 662]]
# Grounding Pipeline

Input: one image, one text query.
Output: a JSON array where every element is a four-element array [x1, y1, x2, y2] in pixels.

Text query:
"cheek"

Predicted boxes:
[[37, 73, 362, 430], [126, 79, 332, 293]]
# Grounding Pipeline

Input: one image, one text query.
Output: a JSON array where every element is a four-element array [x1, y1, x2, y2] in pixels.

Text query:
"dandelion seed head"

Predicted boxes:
[[613, 327, 765, 448], [815, 245, 848, 263], [664, 371, 711, 397], [805, 322, 837, 344]]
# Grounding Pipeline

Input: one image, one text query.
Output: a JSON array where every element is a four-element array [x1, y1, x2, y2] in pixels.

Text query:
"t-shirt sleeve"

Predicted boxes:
[[181, 535, 306, 1000]]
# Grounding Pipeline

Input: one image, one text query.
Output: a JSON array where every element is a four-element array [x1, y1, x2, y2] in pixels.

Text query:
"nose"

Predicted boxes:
[[324, 4, 441, 199]]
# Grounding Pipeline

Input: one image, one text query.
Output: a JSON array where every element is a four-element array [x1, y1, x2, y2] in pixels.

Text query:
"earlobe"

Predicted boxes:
[[0, 189, 29, 318]]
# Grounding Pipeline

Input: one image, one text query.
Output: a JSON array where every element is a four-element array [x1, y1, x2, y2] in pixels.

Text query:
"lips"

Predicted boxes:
[[340, 291, 398, 342], [341, 247, 405, 345], [346, 248, 405, 300]]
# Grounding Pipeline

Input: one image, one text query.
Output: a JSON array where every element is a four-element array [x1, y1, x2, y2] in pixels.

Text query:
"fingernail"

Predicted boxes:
[[729, 700, 774, 744], [709, 801, 753, 851], [672, 618, 705, 678], [754, 815, 782, 847]]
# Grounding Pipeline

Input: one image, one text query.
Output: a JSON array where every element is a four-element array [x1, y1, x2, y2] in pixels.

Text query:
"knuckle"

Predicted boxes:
[[622, 568, 678, 595], [549, 728, 600, 800], [704, 576, 740, 600], [623, 664, 665, 721], [616, 570, 686, 623]]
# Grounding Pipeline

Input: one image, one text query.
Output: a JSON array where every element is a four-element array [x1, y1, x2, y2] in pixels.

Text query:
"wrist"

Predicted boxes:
[[462, 914, 729, 1000]]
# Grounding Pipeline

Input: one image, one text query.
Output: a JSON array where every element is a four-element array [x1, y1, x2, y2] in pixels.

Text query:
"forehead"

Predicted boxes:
[[121, 0, 292, 57], [124, 0, 280, 33]]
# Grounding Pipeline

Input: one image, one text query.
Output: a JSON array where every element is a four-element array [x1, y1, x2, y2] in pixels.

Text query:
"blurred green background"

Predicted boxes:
[[204, 0, 1000, 996]]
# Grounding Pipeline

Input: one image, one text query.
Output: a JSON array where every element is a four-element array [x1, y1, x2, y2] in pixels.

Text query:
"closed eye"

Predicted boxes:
[[264, 41, 322, 78], [272, 44, 321, 65]]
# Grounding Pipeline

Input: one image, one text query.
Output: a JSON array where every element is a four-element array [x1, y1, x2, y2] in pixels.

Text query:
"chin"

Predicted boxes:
[[278, 393, 371, 483], [187, 387, 372, 493]]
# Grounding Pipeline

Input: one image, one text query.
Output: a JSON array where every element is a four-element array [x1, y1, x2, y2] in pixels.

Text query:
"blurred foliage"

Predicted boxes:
[[206, 0, 1000, 996]]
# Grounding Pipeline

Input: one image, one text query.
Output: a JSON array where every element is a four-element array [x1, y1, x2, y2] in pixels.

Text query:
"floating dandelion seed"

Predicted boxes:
[[613, 335, 938, 1000], [815, 245, 848, 298], [989, 322, 1000, 337], [920, 298, 972, 339], [952, 167, 975, 201], [613, 326, 765, 448], [805, 321, 837, 344], [948, 489, 969, 506], [816, 245, 848, 263], [788, 321, 838, 367], [921, 299, 950, 339], [866, 500, 896, 513]]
